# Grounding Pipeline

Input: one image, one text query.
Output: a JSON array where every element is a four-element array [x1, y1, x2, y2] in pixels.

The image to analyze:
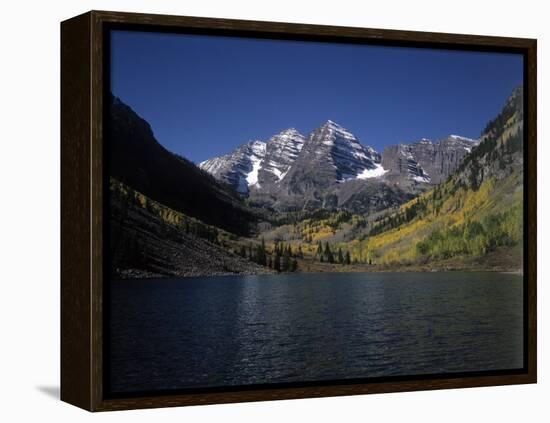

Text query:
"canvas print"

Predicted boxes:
[[106, 30, 525, 396]]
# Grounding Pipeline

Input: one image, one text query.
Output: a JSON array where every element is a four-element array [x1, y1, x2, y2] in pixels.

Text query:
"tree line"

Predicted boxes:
[[315, 241, 351, 265], [237, 239, 301, 272]]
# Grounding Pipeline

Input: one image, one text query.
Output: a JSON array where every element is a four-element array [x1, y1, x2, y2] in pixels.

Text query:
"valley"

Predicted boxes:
[[108, 86, 524, 279]]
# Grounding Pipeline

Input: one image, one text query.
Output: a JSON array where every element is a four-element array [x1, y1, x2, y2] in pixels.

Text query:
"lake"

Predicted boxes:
[[108, 272, 524, 395]]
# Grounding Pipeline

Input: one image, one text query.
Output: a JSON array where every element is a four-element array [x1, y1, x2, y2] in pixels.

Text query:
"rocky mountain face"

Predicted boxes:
[[270, 121, 390, 212], [199, 140, 266, 194], [381, 135, 479, 187], [200, 119, 476, 213], [199, 128, 306, 194], [257, 128, 306, 187], [282, 120, 383, 188]]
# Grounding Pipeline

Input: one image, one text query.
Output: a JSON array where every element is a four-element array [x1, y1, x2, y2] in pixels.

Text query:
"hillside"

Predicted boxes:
[[109, 95, 257, 236], [341, 87, 524, 270], [109, 179, 274, 278]]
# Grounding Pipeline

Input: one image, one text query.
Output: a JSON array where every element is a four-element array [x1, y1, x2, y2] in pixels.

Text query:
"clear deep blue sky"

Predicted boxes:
[[111, 30, 523, 163]]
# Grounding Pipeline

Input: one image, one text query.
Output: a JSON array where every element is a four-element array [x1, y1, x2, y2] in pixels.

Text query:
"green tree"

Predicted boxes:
[[274, 252, 281, 272], [337, 248, 344, 264], [324, 242, 334, 263], [255, 238, 267, 266], [282, 245, 291, 271]]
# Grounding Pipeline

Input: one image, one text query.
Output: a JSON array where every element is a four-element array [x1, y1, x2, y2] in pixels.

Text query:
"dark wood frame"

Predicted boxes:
[[61, 10, 537, 412]]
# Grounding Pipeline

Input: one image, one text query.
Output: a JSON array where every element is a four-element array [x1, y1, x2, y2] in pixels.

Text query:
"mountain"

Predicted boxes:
[[201, 119, 475, 213], [256, 128, 306, 187], [199, 121, 383, 196], [108, 95, 256, 236], [199, 128, 308, 195], [381, 135, 479, 186], [349, 86, 524, 269], [199, 140, 266, 194], [281, 120, 383, 187]]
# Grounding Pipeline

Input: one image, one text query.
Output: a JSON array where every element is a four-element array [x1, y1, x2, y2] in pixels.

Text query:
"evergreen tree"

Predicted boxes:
[[338, 248, 344, 264], [324, 242, 334, 263], [274, 253, 281, 272], [345, 251, 351, 265], [282, 245, 291, 271], [256, 238, 267, 266]]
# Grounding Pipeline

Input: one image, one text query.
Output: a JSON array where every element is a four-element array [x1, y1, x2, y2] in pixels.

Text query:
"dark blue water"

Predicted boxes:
[[109, 272, 524, 394]]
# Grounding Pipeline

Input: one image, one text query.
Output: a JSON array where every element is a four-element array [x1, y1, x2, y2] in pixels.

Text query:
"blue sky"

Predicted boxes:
[[110, 30, 523, 163]]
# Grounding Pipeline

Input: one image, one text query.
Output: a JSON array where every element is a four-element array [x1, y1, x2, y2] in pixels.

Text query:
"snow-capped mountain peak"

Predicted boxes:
[[304, 120, 382, 182], [319, 119, 358, 142], [198, 128, 307, 193], [198, 139, 266, 193], [200, 121, 390, 194], [279, 127, 301, 136]]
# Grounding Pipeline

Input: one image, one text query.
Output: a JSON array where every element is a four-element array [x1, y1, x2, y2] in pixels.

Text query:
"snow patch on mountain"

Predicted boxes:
[[413, 174, 431, 183], [198, 139, 266, 194], [356, 163, 388, 179], [246, 155, 263, 187], [450, 134, 478, 143], [250, 140, 266, 156]]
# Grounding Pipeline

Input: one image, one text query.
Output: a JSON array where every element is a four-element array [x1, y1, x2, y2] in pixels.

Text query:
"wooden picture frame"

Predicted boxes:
[[61, 10, 537, 411]]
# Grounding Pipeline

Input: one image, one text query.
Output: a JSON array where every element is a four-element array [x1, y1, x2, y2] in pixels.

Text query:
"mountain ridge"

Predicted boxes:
[[199, 119, 478, 212]]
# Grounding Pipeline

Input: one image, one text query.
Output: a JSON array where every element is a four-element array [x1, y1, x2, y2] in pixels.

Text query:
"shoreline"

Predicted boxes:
[[113, 266, 524, 281]]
